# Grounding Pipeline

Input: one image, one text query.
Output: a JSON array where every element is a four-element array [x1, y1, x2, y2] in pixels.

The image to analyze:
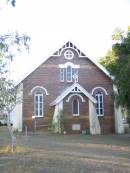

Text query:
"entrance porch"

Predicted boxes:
[[50, 83, 101, 135]]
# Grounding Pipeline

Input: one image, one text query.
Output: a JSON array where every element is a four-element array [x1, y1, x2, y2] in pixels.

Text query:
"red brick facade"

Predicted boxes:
[[22, 42, 114, 134]]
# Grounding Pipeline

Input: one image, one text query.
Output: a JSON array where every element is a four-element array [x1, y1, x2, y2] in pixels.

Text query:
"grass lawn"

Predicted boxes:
[[0, 127, 130, 173]]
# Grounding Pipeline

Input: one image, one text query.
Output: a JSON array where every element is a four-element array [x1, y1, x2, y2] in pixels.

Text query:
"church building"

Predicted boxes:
[[11, 42, 124, 134]]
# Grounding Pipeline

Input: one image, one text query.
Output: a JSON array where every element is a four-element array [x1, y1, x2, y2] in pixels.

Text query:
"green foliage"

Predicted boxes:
[[48, 112, 55, 132], [112, 30, 130, 110], [57, 111, 65, 134], [0, 78, 16, 112], [99, 49, 116, 72], [0, 32, 30, 113], [49, 110, 65, 134], [112, 27, 124, 41], [0, 0, 30, 152], [99, 26, 130, 113], [128, 26, 130, 31], [0, 32, 30, 60]]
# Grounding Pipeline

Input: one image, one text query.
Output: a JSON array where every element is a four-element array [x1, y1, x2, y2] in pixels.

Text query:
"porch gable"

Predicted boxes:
[[50, 83, 97, 106]]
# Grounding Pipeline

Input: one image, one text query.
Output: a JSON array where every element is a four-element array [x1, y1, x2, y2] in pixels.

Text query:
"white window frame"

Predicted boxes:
[[34, 91, 44, 117], [72, 99, 79, 116], [95, 92, 104, 116], [66, 65, 72, 82], [60, 68, 64, 82], [59, 63, 80, 83]]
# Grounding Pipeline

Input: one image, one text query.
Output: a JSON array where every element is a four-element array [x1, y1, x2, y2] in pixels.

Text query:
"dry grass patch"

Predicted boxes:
[[0, 145, 30, 154]]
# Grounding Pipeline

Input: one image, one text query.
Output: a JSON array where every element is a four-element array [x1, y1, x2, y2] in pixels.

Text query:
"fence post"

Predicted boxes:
[[25, 125, 28, 137]]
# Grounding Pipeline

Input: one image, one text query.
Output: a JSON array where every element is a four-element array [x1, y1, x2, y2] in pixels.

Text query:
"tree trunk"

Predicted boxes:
[[7, 112, 16, 152]]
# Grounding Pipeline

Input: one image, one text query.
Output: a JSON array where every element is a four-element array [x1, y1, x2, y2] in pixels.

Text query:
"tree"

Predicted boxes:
[[99, 49, 116, 72], [0, 0, 30, 152], [6, 0, 16, 7], [0, 32, 30, 152], [99, 26, 130, 119]]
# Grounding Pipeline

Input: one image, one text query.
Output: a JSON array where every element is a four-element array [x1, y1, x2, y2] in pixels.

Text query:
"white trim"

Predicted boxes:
[[59, 63, 79, 83], [30, 86, 49, 95], [72, 86, 81, 92], [54, 41, 112, 79], [66, 93, 85, 102], [34, 91, 44, 117], [95, 92, 104, 116], [50, 83, 97, 106], [53, 45, 86, 58], [64, 50, 74, 59], [91, 86, 108, 95], [89, 58, 113, 79], [15, 41, 112, 86], [59, 62, 80, 68], [32, 115, 43, 118], [72, 99, 79, 116]]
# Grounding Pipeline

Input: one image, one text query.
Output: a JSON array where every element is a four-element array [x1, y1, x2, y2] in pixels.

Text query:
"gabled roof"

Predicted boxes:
[[53, 41, 86, 57], [15, 41, 112, 86], [50, 83, 97, 106], [53, 41, 112, 79]]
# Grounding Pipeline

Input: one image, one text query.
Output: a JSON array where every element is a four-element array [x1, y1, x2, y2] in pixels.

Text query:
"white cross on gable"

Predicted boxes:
[[73, 73, 78, 83]]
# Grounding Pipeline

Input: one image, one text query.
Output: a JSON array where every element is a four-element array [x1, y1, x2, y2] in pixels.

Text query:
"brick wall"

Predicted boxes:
[[22, 48, 114, 133]]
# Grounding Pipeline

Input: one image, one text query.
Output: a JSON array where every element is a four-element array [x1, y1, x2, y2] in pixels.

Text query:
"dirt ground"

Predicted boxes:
[[0, 127, 130, 173]]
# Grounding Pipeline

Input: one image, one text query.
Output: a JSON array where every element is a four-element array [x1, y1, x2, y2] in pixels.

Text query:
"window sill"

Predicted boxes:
[[60, 81, 73, 83], [73, 114, 79, 117], [66, 81, 73, 83], [32, 116, 44, 119], [97, 114, 104, 117]]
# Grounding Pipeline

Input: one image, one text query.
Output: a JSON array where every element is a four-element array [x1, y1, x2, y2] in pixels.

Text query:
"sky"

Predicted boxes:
[[0, 0, 130, 82]]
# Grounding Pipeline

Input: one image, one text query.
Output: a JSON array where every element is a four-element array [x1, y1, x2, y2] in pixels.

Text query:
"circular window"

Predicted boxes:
[[64, 50, 74, 60]]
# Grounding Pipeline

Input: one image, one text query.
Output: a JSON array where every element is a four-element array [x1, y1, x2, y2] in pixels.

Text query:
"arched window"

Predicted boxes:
[[34, 91, 43, 117], [95, 92, 104, 116], [66, 65, 72, 82], [72, 99, 79, 116]]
